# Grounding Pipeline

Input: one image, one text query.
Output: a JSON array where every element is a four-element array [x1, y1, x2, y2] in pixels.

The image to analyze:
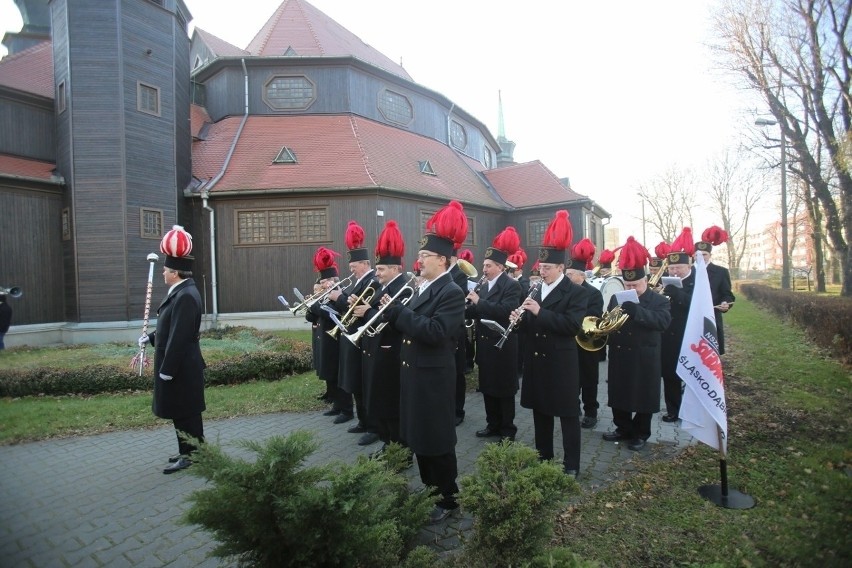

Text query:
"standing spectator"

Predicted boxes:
[[141, 226, 206, 474], [382, 200, 467, 524], [513, 210, 586, 477], [602, 237, 672, 450]]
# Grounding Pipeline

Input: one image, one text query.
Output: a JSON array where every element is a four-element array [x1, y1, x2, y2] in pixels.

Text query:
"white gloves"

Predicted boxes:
[[138, 334, 150, 348], [159, 373, 173, 381]]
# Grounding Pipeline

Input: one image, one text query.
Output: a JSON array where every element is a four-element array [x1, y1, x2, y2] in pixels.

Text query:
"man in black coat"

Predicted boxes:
[[141, 239, 206, 475], [602, 257, 672, 451], [383, 226, 466, 524], [514, 211, 586, 477], [465, 232, 523, 441], [565, 264, 604, 428], [660, 251, 695, 422], [449, 255, 470, 426], [695, 245, 735, 355]]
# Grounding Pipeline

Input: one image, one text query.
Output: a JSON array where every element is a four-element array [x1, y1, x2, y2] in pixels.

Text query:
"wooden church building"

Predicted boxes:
[[0, 0, 610, 341]]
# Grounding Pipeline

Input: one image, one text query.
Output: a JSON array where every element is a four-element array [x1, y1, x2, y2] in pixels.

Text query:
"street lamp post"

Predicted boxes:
[[755, 118, 790, 290]]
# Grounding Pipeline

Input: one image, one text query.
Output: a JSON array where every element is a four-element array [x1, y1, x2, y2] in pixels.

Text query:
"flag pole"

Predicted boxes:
[[697, 425, 755, 509]]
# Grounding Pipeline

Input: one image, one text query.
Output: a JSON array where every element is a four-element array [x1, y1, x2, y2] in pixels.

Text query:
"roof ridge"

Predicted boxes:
[[348, 116, 378, 187], [0, 40, 51, 66], [245, 0, 287, 54], [298, 0, 324, 55]]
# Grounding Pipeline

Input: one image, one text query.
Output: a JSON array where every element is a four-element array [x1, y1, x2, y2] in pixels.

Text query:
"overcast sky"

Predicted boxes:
[[0, 0, 767, 243]]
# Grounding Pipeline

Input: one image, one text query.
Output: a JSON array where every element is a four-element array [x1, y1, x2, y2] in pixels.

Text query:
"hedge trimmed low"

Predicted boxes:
[[0, 328, 314, 398], [738, 283, 852, 364]]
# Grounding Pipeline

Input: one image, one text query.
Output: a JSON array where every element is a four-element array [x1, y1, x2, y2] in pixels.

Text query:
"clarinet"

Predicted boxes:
[[495, 281, 540, 349]]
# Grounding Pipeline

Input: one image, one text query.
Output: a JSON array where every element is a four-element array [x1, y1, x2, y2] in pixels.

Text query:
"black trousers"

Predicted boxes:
[[483, 393, 517, 438], [577, 349, 600, 417], [662, 371, 683, 417], [454, 335, 466, 419], [375, 418, 401, 445], [532, 410, 581, 471], [416, 452, 459, 510], [611, 408, 652, 440], [173, 414, 204, 456], [329, 381, 353, 415]]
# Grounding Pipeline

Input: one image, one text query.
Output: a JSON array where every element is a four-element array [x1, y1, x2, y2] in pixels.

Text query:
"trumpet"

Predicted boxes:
[[289, 273, 355, 315], [647, 257, 669, 290], [576, 305, 630, 351], [0, 286, 22, 298], [327, 282, 378, 338], [343, 274, 417, 346], [495, 281, 540, 349]]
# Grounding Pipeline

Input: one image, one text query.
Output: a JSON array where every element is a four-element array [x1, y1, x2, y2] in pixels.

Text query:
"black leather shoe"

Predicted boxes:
[[369, 444, 387, 460], [475, 427, 500, 438], [428, 505, 457, 524], [333, 413, 354, 424], [661, 414, 678, 423], [581, 416, 598, 429], [322, 409, 342, 417], [357, 432, 380, 446], [168, 454, 181, 463], [563, 468, 578, 479], [316, 392, 331, 401], [602, 431, 629, 442], [347, 423, 367, 433], [628, 439, 647, 451], [455, 415, 464, 427], [163, 456, 191, 474]]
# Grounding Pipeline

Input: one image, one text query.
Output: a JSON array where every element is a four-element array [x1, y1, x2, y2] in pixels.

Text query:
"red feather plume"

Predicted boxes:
[[542, 210, 573, 250], [671, 227, 695, 255], [571, 238, 596, 270], [598, 249, 615, 265], [412, 259, 422, 274], [344, 220, 366, 250], [458, 249, 474, 263], [426, 200, 468, 249], [508, 247, 527, 269], [492, 226, 521, 254], [375, 220, 404, 257], [701, 226, 728, 246], [313, 246, 340, 272], [654, 241, 671, 259], [617, 237, 651, 271]]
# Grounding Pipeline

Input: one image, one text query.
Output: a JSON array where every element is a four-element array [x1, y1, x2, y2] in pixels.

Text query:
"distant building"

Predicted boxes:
[[0, 0, 610, 332], [741, 213, 813, 278]]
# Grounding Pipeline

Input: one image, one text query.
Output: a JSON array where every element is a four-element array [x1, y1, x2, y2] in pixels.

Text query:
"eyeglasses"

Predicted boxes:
[[417, 252, 440, 260]]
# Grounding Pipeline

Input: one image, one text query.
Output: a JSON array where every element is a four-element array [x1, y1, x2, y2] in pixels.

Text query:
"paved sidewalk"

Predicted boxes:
[[0, 362, 694, 567]]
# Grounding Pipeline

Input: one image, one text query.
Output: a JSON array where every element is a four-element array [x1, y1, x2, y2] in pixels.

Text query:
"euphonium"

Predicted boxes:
[[327, 282, 378, 338], [576, 305, 630, 352], [344, 274, 417, 346], [289, 273, 355, 315]]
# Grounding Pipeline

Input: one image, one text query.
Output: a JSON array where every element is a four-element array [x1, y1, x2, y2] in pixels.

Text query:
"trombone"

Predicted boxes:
[[289, 273, 355, 315], [343, 274, 417, 346], [327, 282, 378, 338], [576, 306, 630, 351]]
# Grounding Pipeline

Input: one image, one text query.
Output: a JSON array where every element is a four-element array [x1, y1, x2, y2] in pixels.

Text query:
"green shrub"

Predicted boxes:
[[458, 440, 579, 568], [0, 328, 313, 397], [738, 284, 852, 364], [527, 547, 600, 567], [183, 431, 434, 568]]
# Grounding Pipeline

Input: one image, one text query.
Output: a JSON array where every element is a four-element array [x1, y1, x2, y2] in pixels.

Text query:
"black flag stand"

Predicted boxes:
[[698, 428, 755, 509]]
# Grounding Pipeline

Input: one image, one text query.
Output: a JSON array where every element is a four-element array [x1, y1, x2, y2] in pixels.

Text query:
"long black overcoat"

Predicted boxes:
[[661, 270, 695, 374], [332, 271, 377, 394], [707, 263, 735, 354], [465, 272, 522, 397], [305, 300, 339, 383], [518, 277, 586, 417], [361, 274, 410, 422], [606, 289, 672, 413], [577, 280, 604, 371], [386, 272, 464, 456], [149, 279, 206, 420]]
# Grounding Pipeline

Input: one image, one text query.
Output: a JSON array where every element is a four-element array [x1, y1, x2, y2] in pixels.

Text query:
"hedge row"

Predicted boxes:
[[0, 331, 314, 398], [738, 283, 852, 364]]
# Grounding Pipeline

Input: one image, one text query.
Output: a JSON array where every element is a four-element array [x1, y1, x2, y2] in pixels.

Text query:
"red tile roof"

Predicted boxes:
[[193, 28, 249, 57], [245, 0, 412, 81], [0, 153, 60, 183], [190, 103, 211, 139], [0, 41, 54, 99], [195, 114, 507, 208], [483, 160, 588, 209]]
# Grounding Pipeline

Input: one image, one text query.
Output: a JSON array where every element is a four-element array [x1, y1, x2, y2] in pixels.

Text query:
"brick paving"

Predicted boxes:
[[0, 361, 693, 567]]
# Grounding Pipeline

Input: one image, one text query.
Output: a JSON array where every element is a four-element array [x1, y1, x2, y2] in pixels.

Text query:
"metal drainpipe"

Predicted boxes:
[[446, 103, 455, 146], [201, 190, 218, 325]]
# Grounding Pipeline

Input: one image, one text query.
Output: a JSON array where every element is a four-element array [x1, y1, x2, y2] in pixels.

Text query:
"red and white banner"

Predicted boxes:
[[677, 253, 728, 455]]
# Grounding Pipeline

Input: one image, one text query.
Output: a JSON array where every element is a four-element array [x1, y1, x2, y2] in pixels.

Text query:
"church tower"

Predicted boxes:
[[495, 90, 516, 168]]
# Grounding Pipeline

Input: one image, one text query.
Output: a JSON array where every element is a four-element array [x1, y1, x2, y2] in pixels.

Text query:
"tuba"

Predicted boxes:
[[576, 306, 630, 351]]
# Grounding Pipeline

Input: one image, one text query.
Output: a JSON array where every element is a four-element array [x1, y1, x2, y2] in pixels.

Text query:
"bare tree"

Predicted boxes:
[[713, 0, 852, 295], [636, 165, 698, 244], [704, 149, 770, 278]]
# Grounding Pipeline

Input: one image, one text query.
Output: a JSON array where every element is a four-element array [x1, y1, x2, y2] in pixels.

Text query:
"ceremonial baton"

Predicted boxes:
[[131, 253, 159, 376]]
